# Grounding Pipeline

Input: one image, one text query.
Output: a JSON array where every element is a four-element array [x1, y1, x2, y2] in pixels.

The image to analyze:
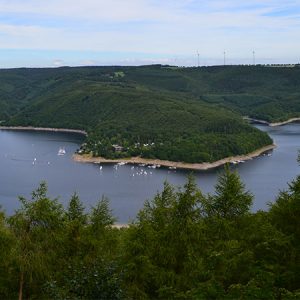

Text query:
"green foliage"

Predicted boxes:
[[269, 175, 300, 241], [203, 164, 253, 219], [45, 260, 124, 300], [0, 65, 283, 163], [121, 166, 300, 299], [268, 175, 300, 291], [66, 192, 87, 224], [90, 196, 116, 231], [0, 208, 15, 298], [1, 162, 300, 299], [122, 177, 208, 299], [8, 182, 65, 299], [0, 182, 123, 299]]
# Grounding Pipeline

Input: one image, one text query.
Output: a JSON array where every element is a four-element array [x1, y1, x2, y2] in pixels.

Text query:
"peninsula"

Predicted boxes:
[[73, 144, 276, 171], [0, 65, 299, 164]]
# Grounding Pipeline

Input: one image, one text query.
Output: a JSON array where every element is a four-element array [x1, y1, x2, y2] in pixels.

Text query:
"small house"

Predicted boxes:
[[112, 144, 124, 152]]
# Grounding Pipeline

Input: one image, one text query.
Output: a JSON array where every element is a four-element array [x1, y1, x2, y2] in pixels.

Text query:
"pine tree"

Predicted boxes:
[[204, 164, 253, 219], [8, 182, 64, 300]]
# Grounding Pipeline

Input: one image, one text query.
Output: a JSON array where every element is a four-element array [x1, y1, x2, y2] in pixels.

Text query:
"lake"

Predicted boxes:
[[0, 124, 299, 223]]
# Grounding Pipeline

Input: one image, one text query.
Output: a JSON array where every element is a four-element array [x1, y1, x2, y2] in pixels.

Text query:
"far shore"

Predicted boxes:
[[73, 144, 276, 171], [0, 126, 87, 136], [269, 117, 300, 127], [244, 116, 300, 127]]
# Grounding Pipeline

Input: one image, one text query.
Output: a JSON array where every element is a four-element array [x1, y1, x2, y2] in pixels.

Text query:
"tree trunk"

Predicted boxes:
[[18, 271, 24, 300]]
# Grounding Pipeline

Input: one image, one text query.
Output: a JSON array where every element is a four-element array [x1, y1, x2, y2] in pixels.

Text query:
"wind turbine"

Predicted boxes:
[[197, 50, 200, 67], [253, 50, 256, 65]]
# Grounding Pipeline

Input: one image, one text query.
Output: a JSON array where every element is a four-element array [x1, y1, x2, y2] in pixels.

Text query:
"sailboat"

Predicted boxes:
[[57, 147, 66, 156]]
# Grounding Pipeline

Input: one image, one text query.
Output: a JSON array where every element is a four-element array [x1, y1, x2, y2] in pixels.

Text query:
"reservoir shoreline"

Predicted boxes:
[[244, 117, 300, 127], [270, 117, 300, 126], [0, 124, 278, 171], [0, 126, 87, 136], [0, 122, 299, 222], [73, 144, 276, 171], [2, 121, 297, 170]]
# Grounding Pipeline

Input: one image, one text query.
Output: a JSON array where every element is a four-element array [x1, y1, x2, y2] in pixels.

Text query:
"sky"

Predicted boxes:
[[0, 0, 300, 67]]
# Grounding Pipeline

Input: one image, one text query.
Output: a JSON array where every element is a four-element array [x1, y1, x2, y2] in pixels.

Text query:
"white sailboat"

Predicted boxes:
[[58, 147, 66, 156]]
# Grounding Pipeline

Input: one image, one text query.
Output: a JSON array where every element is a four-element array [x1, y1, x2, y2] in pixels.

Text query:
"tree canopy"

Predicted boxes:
[[3, 65, 297, 162], [0, 164, 300, 299]]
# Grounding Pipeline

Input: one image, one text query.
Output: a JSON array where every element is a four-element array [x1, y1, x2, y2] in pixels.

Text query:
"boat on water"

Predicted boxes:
[[57, 147, 66, 156], [148, 165, 157, 169]]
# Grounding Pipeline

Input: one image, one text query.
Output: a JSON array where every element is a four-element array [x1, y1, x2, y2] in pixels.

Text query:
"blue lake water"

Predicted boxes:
[[0, 124, 299, 223]]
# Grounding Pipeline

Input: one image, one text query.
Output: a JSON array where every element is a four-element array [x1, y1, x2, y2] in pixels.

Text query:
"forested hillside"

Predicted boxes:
[[1, 65, 299, 162], [124, 65, 300, 122], [1, 164, 299, 299]]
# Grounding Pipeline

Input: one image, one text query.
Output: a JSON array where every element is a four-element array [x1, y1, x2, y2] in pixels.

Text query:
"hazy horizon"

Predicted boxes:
[[1, 61, 300, 70]]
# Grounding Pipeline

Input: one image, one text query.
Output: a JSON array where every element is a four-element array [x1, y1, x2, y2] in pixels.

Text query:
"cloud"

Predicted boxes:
[[0, 23, 58, 37], [0, 0, 300, 66], [0, 0, 169, 22]]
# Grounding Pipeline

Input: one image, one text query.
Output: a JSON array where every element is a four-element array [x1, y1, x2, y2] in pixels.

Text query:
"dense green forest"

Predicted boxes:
[[0, 161, 299, 299], [1, 65, 300, 162], [1, 65, 299, 298]]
